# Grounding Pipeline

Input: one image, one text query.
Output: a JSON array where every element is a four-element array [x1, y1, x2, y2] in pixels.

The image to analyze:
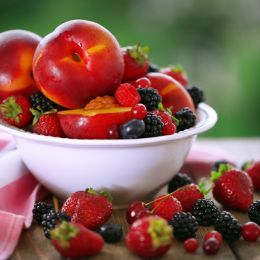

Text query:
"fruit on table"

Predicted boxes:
[[122, 44, 149, 82], [61, 188, 112, 230], [0, 30, 41, 101], [97, 223, 123, 243], [151, 195, 182, 221], [243, 161, 260, 191], [184, 238, 199, 253], [33, 20, 124, 109], [0, 95, 32, 127], [126, 201, 150, 225], [125, 216, 172, 258], [50, 221, 104, 258], [159, 65, 189, 87], [203, 237, 220, 255], [211, 164, 254, 211], [248, 201, 260, 225], [241, 222, 260, 242], [58, 106, 133, 139], [204, 231, 223, 245], [146, 72, 195, 114]]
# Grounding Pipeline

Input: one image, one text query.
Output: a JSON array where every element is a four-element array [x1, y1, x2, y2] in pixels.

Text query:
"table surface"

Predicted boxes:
[[10, 138, 260, 260]]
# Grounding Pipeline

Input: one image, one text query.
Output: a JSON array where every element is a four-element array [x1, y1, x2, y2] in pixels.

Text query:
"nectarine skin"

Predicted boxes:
[[58, 107, 133, 139], [147, 73, 195, 114], [0, 30, 41, 101], [33, 20, 124, 109]]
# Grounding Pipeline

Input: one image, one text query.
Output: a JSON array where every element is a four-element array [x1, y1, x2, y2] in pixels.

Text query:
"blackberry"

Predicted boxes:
[[30, 92, 56, 112], [32, 202, 53, 225], [142, 112, 163, 138], [248, 201, 260, 225], [192, 199, 220, 226], [148, 63, 159, 73], [174, 107, 196, 131], [212, 160, 232, 171], [169, 212, 198, 241], [167, 173, 193, 193], [41, 209, 70, 239], [214, 211, 241, 242], [137, 87, 162, 111], [186, 86, 204, 108], [97, 223, 123, 243]]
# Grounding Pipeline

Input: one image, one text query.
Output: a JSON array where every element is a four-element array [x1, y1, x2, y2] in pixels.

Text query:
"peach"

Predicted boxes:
[[58, 107, 133, 139], [0, 30, 41, 101], [33, 20, 124, 109], [147, 73, 195, 114]]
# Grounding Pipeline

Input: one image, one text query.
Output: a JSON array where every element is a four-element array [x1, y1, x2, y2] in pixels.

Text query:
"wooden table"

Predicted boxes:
[[10, 138, 260, 260]]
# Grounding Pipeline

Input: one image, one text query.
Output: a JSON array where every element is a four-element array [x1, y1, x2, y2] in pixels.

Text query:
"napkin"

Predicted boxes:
[[0, 131, 236, 260]]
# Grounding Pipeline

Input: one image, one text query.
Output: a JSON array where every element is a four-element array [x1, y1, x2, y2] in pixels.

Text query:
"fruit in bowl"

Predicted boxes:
[[0, 19, 217, 207], [0, 30, 41, 101]]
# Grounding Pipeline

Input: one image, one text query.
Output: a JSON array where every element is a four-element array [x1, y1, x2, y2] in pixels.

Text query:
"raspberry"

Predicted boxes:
[[115, 83, 141, 107]]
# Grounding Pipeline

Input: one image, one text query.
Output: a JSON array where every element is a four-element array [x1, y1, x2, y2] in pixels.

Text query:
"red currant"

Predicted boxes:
[[242, 222, 260, 242], [184, 238, 199, 253], [203, 238, 220, 255], [131, 104, 147, 120], [134, 77, 151, 88], [204, 231, 223, 245], [107, 124, 120, 139], [126, 201, 150, 224]]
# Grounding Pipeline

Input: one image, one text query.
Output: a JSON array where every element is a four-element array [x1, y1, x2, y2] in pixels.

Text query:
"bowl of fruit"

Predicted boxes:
[[0, 20, 217, 208]]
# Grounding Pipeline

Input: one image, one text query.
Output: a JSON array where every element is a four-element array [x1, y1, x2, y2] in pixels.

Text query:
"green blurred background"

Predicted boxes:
[[1, 0, 260, 137]]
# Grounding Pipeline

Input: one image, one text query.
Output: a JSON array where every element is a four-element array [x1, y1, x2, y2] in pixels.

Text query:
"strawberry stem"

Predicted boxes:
[[53, 196, 59, 211]]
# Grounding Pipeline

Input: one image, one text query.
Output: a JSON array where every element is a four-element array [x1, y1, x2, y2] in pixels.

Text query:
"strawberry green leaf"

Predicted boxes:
[[158, 102, 165, 111], [198, 181, 212, 196], [210, 163, 232, 181], [241, 161, 253, 171], [0, 96, 22, 123], [128, 43, 149, 66], [99, 191, 113, 202], [30, 108, 42, 125]]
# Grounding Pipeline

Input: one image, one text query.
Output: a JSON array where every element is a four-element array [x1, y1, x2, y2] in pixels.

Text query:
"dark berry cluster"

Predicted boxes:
[[29, 92, 56, 112], [137, 87, 162, 111], [186, 86, 204, 108], [214, 211, 241, 242], [248, 201, 260, 225], [192, 199, 220, 226], [169, 212, 198, 241], [142, 112, 163, 137], [174, 107, 196, 131], [167, 173, 193, 193]]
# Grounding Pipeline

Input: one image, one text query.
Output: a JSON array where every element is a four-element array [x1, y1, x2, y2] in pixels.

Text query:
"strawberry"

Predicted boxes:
[[31, 109, 64, 137], [125, 216, 172, 258], [212, 164, 254, 211], [115, 83, 141, 107], [50, 221, 104, 258], [172, 184, 205, 212], [160, 65, 189, 87], [0, 95, 32, 127], [61, 188, 113, 230], [122, 44, 149, 82], [156, 110, 176, 135], [151, 195, 182, 221], [243, 161, 260, 191]]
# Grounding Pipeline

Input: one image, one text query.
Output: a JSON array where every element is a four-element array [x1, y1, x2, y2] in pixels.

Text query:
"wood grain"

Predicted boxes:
[[9, 139, 260, 259]]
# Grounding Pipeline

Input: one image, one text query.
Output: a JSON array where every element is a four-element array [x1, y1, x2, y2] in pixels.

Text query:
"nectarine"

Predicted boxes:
[[33, 20, 124, 109], [0, 30, 41, 101]]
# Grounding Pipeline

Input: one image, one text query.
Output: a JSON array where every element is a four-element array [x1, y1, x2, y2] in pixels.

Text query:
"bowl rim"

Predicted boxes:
[[0, 103, 217, 147]]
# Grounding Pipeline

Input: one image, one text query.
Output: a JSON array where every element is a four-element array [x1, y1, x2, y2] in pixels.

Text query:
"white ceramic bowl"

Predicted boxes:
[[0, 103, 217, 208]]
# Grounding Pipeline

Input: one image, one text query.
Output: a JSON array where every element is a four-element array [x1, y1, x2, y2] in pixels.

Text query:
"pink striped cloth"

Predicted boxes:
[[0, 131, 236, 259]]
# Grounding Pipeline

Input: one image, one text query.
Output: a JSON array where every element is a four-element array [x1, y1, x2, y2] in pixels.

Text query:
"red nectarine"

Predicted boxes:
[[0, 30, 41, 101], [33, 20, 124, 109]]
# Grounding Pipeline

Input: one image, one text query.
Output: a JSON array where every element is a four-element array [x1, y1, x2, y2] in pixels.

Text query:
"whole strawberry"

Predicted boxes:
[[61, 188, 113, 230], [31, 109, 64, 137], [125, 216, 172, 258], [50, 221, 104, 258], [172, 184, 205, 212], [212, 164, 254, 211], [160, 65, 189, 87], [243, 161, 260, 191], [122, 44, 149, 82], [0, 95, 32, 127], [151, 195, 182, 221]]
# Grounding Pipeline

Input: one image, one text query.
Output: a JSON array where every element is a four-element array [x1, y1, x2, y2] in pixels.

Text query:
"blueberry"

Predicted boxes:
[[120, 119, 145, 139], [97, 223, 123, 243]]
